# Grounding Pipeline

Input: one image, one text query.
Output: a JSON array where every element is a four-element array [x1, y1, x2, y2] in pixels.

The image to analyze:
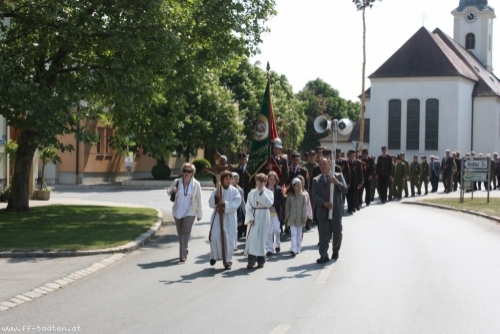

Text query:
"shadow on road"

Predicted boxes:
[[137, 258, 181, 269], [159, 268, 219, 284], [266, 262, 325, 282]]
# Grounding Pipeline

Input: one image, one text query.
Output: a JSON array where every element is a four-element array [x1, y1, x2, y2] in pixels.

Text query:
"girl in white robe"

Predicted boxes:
[[208, 172, 241, 270], [244, 173, 274, 268]]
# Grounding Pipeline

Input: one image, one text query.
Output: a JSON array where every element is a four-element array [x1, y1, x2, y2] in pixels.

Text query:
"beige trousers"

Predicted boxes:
[[174, 216, 196, 259]]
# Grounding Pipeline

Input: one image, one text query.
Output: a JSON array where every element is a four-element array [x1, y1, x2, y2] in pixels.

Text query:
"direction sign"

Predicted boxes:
[[463, 172, 488, 182], [463, 158, 489, 170]]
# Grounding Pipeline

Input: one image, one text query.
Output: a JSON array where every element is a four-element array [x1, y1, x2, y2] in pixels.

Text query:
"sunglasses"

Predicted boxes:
[[182, 169, 193, 174]]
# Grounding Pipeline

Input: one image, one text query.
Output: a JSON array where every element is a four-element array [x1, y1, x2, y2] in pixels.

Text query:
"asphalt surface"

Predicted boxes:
[[1, 188, 500, 333]]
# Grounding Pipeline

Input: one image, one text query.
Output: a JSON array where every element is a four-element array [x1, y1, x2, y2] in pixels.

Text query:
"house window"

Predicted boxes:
[[406, 99, 420, 150], [388, 99, 401, 150], [96, 127, 114, 155], [425, 99, 439, 151], [466, 33, 475, 50]]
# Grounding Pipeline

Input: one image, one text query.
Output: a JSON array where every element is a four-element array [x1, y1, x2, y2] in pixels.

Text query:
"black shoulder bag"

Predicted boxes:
[[170, 180, 179, 202]]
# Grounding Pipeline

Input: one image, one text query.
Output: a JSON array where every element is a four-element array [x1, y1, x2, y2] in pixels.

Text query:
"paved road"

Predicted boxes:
[[1, 189, 500, 333]]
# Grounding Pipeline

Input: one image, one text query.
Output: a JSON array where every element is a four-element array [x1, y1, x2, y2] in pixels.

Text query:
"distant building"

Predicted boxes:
[[366, 0, 500, 157]]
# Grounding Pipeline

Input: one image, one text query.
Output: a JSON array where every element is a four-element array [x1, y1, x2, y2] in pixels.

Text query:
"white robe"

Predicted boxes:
[[244, 188, 274, 257], [209, 186, 241, 263]]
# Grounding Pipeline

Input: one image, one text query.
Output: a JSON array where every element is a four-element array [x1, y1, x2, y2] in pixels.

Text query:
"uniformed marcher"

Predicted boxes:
[[440, 149, 456, 193], [360, 149, 375, 207], [393, 155, 407, 200], [419, 156, 430, 195], [371, 157, 378, 201], [347, 150, 363, 214], [388, 155, 396, 201], [409, 155, 421, 196], [376, 146, 393, 204], [401, 152, 410, 198]]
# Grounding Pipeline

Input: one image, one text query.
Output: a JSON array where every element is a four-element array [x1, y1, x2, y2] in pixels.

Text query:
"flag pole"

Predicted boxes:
[[267, 62, 272, 160]]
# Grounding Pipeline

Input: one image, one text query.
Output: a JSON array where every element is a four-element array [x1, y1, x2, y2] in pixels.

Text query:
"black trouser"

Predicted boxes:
[[496, 172, 500, 188], [318, 217, 342, 259], [453, 174, 460, 191], [357, 185, 364, 208], [430, 174, 439, 191], [237, 224, 246, 238], [378, 176, 389, 202], [363, 180, 372, 206], [347, 185, 357, 212]]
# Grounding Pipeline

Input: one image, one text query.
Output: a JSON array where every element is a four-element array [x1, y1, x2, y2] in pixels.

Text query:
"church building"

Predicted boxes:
[[366, 0, 500, 157]]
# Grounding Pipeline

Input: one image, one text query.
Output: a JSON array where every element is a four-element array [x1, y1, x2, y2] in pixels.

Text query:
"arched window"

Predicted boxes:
[[406, 99, 420, 150], [388, 99, 401, 150], [425, 99, 439, 151], [466, 33, 475, 50]]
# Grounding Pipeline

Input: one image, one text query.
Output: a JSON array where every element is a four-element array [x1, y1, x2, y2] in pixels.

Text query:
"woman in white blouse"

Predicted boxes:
[[167, 163, 203, 262]]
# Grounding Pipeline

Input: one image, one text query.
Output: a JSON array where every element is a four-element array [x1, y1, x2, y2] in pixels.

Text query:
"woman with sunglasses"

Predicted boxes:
[[168, 162, 203, 262]]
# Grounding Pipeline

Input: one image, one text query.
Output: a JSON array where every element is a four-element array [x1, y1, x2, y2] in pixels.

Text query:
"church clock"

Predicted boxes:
[[465, 11, 477, 22]]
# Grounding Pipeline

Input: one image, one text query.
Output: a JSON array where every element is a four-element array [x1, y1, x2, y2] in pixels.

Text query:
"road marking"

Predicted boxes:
[[270, 324, 291, 334], [316, 266, 333, 284]]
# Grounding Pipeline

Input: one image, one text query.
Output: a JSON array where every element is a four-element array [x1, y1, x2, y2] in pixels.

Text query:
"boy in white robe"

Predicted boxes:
[[209, 171, 241, 270], [244, 173, 274, 268]]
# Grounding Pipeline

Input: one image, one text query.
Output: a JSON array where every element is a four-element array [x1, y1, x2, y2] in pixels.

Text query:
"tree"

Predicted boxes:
[[0, 0, 276, 211], [38, 145, 61, 190], [352, 0, 381, 151], [221, 59, 305, 150], [297, 79, 360, 152]]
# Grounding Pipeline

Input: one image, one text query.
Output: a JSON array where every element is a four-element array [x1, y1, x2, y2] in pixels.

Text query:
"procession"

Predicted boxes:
[[167, 138, 500, 270]]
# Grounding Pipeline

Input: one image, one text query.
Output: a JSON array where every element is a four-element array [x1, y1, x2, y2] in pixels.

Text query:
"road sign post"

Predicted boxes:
[[124, 156, 134, 181], [461, 157, 490, 203]]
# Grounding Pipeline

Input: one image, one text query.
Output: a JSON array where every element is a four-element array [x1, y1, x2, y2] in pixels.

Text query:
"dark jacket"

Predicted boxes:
[[312, 173, 348, 219], [376, 155, 393, 177], [269, 185, 285, 223], [348, 159, 364, 187], [235, 164, 250, 201], [288, 165, 309, 189]]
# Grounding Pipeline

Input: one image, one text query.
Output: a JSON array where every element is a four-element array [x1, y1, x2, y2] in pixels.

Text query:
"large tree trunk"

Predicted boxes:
[[6, 131, 38, 212]]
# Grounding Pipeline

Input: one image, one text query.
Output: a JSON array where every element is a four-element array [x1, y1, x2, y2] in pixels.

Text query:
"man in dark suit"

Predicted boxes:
[[235, 153, 250, 202], [287, 152, 309, 189], [453, 151, 461, 192], [495, 153, 500, 190], [346, 150, 363, 214], [376, 146, 393, 203], [360, 149, 375, 207], [440, 149, 456, 193], [312, 157, 348, 264], [430, 155, 441, 192]]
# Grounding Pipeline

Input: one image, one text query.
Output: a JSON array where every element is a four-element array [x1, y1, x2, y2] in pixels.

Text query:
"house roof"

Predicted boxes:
[[358, 87, 371, 99], [370, 27, 478, 81], [369, 26, 500, 97]]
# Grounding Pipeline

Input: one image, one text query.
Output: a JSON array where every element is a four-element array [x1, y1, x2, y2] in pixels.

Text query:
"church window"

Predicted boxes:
[[388, 99, 401, 150], [406, 99, 420, 150], [425, 99, 439, 151], [466, 33, 475, 50]]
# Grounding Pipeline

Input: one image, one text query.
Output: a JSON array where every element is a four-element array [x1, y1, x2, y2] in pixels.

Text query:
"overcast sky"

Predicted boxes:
[[251, 0, 500, 101]]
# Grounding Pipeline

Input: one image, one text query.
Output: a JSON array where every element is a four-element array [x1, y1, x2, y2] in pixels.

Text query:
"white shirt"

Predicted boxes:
[[173, 180, 194, 219]]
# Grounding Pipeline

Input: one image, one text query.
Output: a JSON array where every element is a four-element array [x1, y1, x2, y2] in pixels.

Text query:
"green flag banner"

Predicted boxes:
[[246, 79, 277, 179]]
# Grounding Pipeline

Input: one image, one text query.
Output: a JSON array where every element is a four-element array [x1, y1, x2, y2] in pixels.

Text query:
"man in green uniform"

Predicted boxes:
[[401, 152, 410, 198], [394, 155, 408, 200], [419, 156, 430, 195], [388, 155, 397, 201], [409, 155, 421, 196]]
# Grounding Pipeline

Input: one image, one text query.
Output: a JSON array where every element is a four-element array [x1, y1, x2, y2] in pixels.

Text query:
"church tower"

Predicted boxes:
[[452, 0, 496, 71]]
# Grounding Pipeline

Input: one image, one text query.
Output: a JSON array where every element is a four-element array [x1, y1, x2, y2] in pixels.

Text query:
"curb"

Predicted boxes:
[[402, 201, 500, 223], [0, 253, 126, 313], [0, 209, 164, 258]]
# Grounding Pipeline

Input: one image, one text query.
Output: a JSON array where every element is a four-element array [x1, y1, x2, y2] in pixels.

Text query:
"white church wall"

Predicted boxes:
[[473, 96, 500, 154], [368, 76, 475, 158], [456, 77, 474, 153]]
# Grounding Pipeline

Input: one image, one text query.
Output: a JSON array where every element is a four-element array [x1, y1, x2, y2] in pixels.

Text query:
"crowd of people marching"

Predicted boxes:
[[168, 138, 500, 270]]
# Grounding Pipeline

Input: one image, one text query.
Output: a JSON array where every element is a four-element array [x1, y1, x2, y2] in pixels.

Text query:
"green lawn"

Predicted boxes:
[[422, 198, 500, 218], [0, 205, 158, 251]]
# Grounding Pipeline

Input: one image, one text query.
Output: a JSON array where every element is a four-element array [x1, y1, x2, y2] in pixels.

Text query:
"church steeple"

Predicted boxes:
[[452, 0, 496, 71]]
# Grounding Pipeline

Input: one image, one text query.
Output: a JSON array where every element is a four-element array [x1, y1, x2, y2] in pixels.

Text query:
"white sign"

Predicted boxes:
[[463, 172, 488, 182], [124, 156, 134, 168], [463, 158, 488, 170]]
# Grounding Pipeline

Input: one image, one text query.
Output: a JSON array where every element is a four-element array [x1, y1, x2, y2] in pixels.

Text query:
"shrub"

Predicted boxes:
[[192, 159, 211, 174], [151, 164, 171, 180], [0, 186, 11, 203]]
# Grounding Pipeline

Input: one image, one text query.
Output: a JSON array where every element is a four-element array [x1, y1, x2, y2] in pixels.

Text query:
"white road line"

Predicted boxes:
[[315, 266, 333, 284], [270, 324, 291, 334]]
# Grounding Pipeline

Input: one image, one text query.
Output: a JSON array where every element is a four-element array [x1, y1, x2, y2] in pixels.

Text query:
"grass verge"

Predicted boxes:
[[0, 205, 158, 251], [422, 198, 500, 218]]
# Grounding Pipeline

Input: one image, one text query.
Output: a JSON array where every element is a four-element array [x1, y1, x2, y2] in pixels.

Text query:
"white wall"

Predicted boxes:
[[368, 76, 475, 157], [473, 96, 500, 154]]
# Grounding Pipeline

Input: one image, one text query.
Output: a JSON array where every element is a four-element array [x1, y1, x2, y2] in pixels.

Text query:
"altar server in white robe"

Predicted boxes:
[[209, 170, 241, 270], [244, 173, 274, 269]]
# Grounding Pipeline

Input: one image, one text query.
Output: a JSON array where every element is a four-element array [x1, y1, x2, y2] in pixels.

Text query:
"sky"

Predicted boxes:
[[251, 0, 500, 101]]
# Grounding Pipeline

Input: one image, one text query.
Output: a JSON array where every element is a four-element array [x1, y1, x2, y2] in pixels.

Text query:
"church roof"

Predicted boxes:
[[369, 27, 478, 81], [433, 28, 500, 97], [456, 0, 494, 12]]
